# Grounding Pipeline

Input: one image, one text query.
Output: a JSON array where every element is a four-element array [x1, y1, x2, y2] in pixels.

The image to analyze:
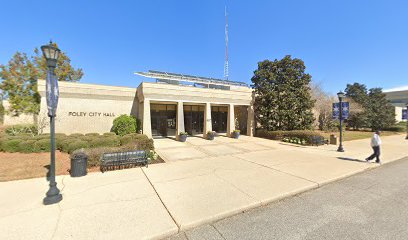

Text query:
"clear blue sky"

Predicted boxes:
[[1, 0, 408, 94]]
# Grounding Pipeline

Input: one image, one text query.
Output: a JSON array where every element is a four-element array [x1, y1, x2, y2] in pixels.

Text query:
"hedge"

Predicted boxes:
[[18, 140, 37, 153], [0, 132, 153, 154], [381, 125, 406, 132], [1, 139, 23, 152], [34, 139, 52, 152], [256, 129, 325, 145]]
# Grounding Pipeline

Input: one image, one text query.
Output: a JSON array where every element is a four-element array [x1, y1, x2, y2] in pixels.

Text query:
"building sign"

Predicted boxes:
[[403, 109, 407, 120], [332, 102, 349, 120], [68, 112, 116, 117]]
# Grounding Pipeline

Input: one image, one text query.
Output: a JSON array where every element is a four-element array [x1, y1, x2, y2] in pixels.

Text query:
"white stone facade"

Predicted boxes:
[[36, 79, 255, 137]]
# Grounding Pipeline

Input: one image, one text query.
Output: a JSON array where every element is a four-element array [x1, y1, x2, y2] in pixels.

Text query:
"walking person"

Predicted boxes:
[[366, 130, 382, 164]]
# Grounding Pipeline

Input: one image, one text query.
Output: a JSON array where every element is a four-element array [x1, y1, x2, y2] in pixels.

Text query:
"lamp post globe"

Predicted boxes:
[[41, 41, 60, 68], [41, 41, 62, 205], [337, 91, 345, 152]]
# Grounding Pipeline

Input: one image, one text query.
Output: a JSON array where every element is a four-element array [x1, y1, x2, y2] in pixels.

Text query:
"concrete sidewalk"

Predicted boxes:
[[0, 135, 407, 239]]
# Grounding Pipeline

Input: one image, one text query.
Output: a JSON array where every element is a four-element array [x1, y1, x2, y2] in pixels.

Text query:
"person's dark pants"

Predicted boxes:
[[367, 146, 380, 162]]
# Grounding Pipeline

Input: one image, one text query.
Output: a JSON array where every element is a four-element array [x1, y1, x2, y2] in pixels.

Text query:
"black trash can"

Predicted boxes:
[[70, 152, 88, 177]]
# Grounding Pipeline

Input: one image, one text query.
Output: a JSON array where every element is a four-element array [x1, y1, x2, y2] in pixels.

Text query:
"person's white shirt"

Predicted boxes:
[[370, 133, 382, 147]]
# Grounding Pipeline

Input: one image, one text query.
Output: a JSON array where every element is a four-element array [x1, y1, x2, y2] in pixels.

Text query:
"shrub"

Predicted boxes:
[[1, 139, 22, 152], [381, 125, 405, 132], [119, 133, 148, 145], [111, 115, 137, 136], [18, 140, 37, 153], [103, 132, 117, 137], [33, 134, 50, 141], [5, 124, 38, 136], [88, 136, 120, 148], [34, 139, 51, 152], [256, 129, 324, 145], [66, 140, 90, 153], [59, 138, 78, 152], [69, 133, 85, 138], [119, 133, 153, 151], [85, 133, 100, 137]]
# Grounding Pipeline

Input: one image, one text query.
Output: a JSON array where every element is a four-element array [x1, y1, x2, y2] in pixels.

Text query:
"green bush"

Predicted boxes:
[[5, 124, 38, 136], [34, 139, 51, 152], [69, 133, 85, 138], [33, 134, 50, 141], [85, 133, 100, 137], [88, 136, 120, 148], [119, 133, 148, 145], [59, 138, 78, 152], [0, 130, 153, 154], [1, 139, 22, 152], [18, 140, 37, 153], [256, 129, 324, 145], [103, 132, 117, 137], [111, 115, 137, 136], [66, 140, 90, 153], [382, 125, 406, 132]]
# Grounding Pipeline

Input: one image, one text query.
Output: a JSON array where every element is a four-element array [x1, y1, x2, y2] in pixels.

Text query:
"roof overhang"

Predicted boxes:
[[135, 70, 248, 87]]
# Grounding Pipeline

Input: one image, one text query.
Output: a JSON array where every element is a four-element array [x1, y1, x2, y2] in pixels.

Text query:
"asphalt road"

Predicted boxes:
[[167, 157, 408, 240]]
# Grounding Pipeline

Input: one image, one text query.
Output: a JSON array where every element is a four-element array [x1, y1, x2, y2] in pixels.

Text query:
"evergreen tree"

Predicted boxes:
[[0, 43, 83, 116], [251, 55, 315, 131], [345, 83, 395, 130], [345, 83, 369, 129], [366, 88, 396, 131]]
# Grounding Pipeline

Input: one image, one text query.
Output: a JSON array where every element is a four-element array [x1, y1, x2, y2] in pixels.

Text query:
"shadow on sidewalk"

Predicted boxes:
[[337, 157, 366, 163]]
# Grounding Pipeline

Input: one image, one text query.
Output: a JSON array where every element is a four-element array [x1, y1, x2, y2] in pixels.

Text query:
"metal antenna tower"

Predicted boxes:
[[224, 5, 229, 80]]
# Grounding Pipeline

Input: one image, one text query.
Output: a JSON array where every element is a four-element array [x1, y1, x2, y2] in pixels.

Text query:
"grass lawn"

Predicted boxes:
[[319, 130, 403, 142]]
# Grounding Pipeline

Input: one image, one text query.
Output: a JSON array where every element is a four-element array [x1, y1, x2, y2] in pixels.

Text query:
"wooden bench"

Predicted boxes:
[[100, 150, 148, 172]]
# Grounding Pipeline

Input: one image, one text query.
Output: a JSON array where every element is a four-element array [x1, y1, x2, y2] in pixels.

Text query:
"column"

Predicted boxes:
[[227, 104, 235, 137], [247, 104, 255, 137], [203, 102, 212, 138], [176, 101, 185, 140], [142, 99, 152, 138]]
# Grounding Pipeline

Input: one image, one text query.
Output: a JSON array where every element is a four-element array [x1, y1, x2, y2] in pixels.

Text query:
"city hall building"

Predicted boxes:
[[36, 70, 255, 138]]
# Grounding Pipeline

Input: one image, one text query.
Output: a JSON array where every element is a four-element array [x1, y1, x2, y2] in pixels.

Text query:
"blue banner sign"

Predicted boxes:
[[403, 109, 407, 120], [332, 102, 349, 120]]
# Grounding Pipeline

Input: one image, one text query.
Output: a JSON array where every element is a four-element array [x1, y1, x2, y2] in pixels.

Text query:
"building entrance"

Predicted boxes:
[[184, 105, 204, 135], [211, 106, 228, 133], [151, 104, 176, 137]]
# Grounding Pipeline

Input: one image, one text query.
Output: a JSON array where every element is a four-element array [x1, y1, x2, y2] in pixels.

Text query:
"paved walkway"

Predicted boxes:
[[0, 135, 407, 239], [167, 157, 408, 240]]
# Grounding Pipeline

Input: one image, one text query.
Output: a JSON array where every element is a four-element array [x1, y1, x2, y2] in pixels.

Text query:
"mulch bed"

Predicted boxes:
[[0, 151, 164, 182]]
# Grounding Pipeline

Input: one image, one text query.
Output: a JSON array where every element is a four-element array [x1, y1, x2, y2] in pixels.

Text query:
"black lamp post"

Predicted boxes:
[[406, 103, 408, 140], [41, 41, 62, 205], [337, 91, 345, 152]]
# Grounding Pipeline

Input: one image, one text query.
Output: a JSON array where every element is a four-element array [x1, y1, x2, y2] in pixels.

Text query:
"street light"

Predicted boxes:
[[41, 41, 62, 205], [337, 91, 345, 152]]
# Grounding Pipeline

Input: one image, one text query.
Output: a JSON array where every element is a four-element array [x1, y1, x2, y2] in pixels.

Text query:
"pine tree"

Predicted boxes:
[[251, 55, 315, 131]]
